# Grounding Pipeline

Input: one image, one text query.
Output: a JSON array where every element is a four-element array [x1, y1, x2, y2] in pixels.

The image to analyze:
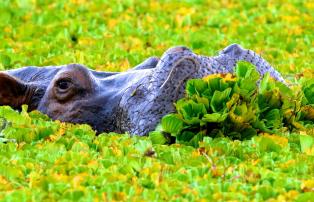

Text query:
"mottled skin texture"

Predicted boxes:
[[0, 44, 285, 136]]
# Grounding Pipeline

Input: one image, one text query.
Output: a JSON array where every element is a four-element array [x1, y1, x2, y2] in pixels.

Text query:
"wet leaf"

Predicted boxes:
[[299, 134, 314, 153], [161, 114, 184, 135]]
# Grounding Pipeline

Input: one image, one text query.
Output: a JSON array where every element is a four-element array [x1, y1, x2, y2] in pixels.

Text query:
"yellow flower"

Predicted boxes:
[[203, 73, 223, 81], [279, 159, 296, 169], [110, 146, 122, 156], [78, 37, 96, 46], [285, 190, 299, 200], [260, 133, 288, 148], [223, 73, 237, 82], [305, 2, 314, 9], [114, 192, 127, 201], [0, 175, 12, 191], [141, 168, 150, 176], [301, 180, 314, 192], [192, 150, 201, 158], [4, 26, 11, 33], [70, 0, 87, 4], [108, 19, 118, 29], [72, 173, 88, 188]]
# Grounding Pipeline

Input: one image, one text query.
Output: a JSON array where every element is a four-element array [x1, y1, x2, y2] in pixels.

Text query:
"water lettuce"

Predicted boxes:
[[151, 62, 314, 146]]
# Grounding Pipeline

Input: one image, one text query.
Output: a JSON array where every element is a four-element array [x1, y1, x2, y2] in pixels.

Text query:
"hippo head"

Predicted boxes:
[[0, 64, 150, 133], [37, 65, 106, 131]]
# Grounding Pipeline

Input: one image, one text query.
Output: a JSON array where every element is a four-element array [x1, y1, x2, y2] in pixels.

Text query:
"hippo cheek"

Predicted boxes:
[[62, 104, 109, 133], [38, 99, 109, 133]]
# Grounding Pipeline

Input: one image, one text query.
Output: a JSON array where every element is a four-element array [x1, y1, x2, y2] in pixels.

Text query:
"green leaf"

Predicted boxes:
[[303, 83, 314, 104], [258, 89, 282, 111], [233, 79, 257, 100], [149, 131, 169, 145], [301, 105, 314, 121], [234, 62, 259, 100], [176, 130, 195, 142], [259, 72, 271, 94], [176, 99, 207, 124], [207, 77, 221, 93], [188, 132, 204, 147], [235, 61, 249, 78], [229, 102, 256, 126], [258, 136, 282, 153], [236, 62, 259, 80], [186, 79, 208, 97], [194, 96, 210, 110], [264, 109, 283, 129], [202, 112, 228, 123], [161, 114, 184, 134], [241, 127, 257, 140], [210, 88, 232, 112], [252, 120, 273, 133], [276, 81, 293, 98], [299, 134, 314, 153], [0, 54, 11, 68], [140, 178, 155, 189], [295, 193, 314, 202], [206, 77, 234, 95], [256, 185, 276, 200], [63, 190, 85, 201]]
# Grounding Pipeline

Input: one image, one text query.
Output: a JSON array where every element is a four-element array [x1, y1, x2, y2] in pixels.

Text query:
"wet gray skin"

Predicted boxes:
[[0, 44, 285, 136]]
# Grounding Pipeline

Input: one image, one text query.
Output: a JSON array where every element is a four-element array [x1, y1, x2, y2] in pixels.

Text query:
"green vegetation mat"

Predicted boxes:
[[150, 62, 314, 147], [0, 0, 313, 201]]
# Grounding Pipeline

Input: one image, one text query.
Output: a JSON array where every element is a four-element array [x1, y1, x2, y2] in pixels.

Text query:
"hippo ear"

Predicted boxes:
[[0, 72, 33, 109]]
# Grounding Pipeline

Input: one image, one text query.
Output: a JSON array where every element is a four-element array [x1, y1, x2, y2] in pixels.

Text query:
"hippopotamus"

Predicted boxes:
[[0, 44, 285, 136]]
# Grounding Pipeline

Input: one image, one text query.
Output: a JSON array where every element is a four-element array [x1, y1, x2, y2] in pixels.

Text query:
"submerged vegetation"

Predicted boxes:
[[0, 0, 313, 201]]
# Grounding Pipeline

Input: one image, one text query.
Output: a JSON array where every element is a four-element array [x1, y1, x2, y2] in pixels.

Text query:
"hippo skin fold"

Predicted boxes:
[[0, 44, 285, 136]]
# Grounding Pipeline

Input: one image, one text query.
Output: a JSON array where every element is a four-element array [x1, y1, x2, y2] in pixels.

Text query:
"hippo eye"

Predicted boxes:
[[54, 78, 77, 101], [56, 79, 73, 92], [57, 80, 70, 90]]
